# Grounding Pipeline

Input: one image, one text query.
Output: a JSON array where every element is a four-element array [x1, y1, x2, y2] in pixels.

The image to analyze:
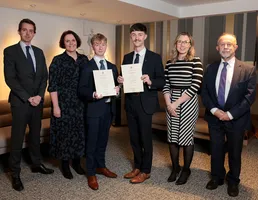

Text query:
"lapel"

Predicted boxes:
[[227, 58, 243, 99], [16, 43, 27, 61], [209, 62, 220, 101], [128, 51, 134, 64], [16, 43, 36, 75], [106, 61, 112, 70], [91, 59, 99, 70], [32, 46, 39, 75], [141, 49, 149, 74]]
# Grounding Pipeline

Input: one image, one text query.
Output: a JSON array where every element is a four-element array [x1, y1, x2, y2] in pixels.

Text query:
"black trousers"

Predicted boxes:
[[126, 95, 153, 174], [86, 103, 112, 176], [208, 122, 245, 185], [10, 102, 43, 177]]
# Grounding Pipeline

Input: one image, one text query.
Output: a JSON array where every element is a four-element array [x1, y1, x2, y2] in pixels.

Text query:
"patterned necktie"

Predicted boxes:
[[134, 53, 140, 64], [26, 46, 35, 73], [218, 62, 228, 107], [99, 60, 105, 70]]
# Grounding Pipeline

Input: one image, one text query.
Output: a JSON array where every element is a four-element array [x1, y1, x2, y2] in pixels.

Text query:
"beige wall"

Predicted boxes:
[[0, 7, 116, 100]]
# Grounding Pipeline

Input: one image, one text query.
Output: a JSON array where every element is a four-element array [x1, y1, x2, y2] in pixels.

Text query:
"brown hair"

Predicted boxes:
[[171, 32, 195, 63], [59, 30, 81, 49], [130, 23, 147, 34], [18, 18, 36, 33]]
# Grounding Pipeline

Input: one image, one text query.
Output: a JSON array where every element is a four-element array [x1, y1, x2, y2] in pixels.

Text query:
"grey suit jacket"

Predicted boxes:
[[4, 42, 48, 106]]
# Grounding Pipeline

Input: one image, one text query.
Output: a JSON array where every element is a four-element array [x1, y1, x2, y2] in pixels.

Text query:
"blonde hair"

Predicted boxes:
[[91, 33, 107, 45], [171, 32, 195, 63]]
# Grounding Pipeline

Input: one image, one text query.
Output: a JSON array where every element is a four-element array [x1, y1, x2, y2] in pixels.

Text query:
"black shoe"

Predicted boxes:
[[12, 176, 24, 191], [167, 166, 181, 182], [62, 166, 73, 179], [175, 168, 191, 185], [206, 179, 224, 190], [31, 164, 54, 174], [227, 184, 239, 197], [72, 161, 85, 175]]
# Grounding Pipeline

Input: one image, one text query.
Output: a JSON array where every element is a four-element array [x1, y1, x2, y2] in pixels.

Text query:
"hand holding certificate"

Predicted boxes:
[[121, 64, 144, 93], [93, 69, 116, 97]]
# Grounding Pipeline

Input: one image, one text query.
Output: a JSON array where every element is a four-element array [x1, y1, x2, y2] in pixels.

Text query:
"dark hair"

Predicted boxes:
[[59, 30, 82, 49], [130, 23, 147, 34], [18, 18, 36, 33], [90, 33, 107, 45]]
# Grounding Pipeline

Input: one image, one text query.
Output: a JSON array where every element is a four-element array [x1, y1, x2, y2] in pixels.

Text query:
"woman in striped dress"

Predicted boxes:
[[163, 32, 203, 185]]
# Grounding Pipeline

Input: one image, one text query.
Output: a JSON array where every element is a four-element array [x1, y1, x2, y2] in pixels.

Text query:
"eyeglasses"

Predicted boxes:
[[177, 40, 190, 45], [219, 43, 234, 48]]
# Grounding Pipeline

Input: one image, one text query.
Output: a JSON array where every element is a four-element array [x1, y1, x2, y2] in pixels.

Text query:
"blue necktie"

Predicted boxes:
[[134, 53, 140, 64], [26, 46, 35, 73], [100, 60, 105, 70], [218, 62, 228, 107]]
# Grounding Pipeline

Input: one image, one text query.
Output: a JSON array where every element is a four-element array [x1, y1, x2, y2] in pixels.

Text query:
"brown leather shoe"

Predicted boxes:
[[124, 168, 140, 179], [130, 172, 150, 184], [96, 168, 117, 178], [87, 176, 99, 190]]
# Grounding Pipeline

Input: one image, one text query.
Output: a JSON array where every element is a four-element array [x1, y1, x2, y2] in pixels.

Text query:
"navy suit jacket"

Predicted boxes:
[[201, 58, 256, 131], [4, 43, 48, 106], [78, 58, 118, 118], [122, 49, 165, 115]]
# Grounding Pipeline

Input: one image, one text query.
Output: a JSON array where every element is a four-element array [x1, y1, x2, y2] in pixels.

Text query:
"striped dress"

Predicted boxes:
[[163, 57, 203, 146]]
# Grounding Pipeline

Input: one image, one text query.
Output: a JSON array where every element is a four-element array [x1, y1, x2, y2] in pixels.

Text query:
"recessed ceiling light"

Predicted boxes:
[[80, 13, 86, 16]]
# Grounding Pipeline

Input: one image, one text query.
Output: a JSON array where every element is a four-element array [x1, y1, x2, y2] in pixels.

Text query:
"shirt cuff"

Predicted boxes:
[[227, 111, 233, 120], [210, 108, 218, 115]]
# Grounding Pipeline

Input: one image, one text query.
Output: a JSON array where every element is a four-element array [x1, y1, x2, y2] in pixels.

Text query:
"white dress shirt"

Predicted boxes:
[[210, 57, 235, 119], [133, 47, 146, 64], [94, 56, 107, 70], [20, 41, 36, 71]]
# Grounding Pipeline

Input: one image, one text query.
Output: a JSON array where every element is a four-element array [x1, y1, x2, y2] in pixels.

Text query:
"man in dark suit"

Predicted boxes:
[[4, 18, 54, 192], [201, 33, 256, 197], [78, 33, 119, 190], [117, 23, 165, 184]]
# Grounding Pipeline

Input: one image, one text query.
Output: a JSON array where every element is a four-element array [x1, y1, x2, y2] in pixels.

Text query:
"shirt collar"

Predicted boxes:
[[20, 41, 31, 49], [134, 47, 146, 57], [221, 57, 235, 68], [94, 55, 106, 64]]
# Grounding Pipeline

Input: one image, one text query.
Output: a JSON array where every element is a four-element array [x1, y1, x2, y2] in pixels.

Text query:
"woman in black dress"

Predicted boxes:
[[48, 30, 88, 179]]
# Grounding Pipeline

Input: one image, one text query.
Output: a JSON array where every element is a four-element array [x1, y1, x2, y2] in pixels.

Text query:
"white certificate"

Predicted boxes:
[[93, 69, 116, 97], [121, 64, 144, 93]]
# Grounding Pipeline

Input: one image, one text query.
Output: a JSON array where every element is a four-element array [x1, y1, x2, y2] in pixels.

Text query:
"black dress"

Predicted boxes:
[[48, 51, 88, 160]]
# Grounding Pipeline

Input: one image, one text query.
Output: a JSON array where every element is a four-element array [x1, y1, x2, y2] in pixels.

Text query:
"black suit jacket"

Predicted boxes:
[[122, 49, 165, 114], [201, 58, 256, 131], [4, 43, 48, 106], [78, 58, 118, 118]]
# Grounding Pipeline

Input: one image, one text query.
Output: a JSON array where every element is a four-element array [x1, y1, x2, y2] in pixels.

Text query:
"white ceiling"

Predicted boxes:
[[0, 0, 257, 24], [160, 0, 233, 7]]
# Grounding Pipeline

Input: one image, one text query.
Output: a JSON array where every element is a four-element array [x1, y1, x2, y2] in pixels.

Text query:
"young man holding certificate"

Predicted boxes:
[[78, 33, 119, 190], [117, 23, 165, 184]]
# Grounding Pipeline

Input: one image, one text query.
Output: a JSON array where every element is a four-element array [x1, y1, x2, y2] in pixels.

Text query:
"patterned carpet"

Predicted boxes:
[[0, 126, 258, 200]]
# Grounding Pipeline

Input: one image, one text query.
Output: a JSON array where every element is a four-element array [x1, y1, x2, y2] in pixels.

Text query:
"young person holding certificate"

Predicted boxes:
[[78, 33, 119, 190], [117, 23, 165, 184]]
